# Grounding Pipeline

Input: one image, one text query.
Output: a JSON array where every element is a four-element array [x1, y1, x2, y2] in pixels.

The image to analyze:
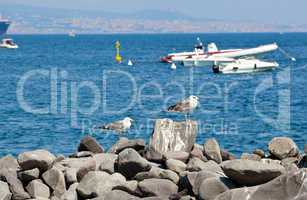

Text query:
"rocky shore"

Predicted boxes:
[[0, 119, 306, 200]]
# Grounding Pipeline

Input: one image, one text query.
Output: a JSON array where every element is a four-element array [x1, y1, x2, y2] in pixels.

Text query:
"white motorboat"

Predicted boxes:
[[212, 59, 279, 74], [0, 38, 18, 49], [68, 31, 76, 37]]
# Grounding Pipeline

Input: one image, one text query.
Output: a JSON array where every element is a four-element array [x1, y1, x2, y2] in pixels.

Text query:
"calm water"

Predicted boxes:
[[0, 33, 306, 157]]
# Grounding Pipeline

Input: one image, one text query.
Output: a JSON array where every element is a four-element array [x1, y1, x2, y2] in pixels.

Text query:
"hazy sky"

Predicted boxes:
[[1, 0, 306, 24]]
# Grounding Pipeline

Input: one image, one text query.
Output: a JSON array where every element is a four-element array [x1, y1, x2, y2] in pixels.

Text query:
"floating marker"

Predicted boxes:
[[128, 59, 133, 66], [171, 63, 177, 70], [115, 41, 122, 63], [291, 57, 296, 62]]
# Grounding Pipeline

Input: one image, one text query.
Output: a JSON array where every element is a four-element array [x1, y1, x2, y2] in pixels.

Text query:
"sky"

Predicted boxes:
[[0, 0, 306, 24]]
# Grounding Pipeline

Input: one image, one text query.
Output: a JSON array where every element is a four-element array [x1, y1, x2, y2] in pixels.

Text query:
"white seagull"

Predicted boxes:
[[168, 95, 199, 114], [99, 117, 134, 133]]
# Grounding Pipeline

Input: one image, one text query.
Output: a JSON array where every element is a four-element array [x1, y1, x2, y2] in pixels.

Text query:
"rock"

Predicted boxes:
[[18, 168, 40, 183], [148, 119, 198, 155], [163, 151, 190, 163], [261, 158, 281, 165], [221, 159, 285, 186], [109, 137, 145, 154], [0, 181, 12, 200], [203, 139, 222, 164], [281, 157, 299, 169], [0, 169, 31, 200], [117, 148, 151, 179], [190, 145, 207, 161], [268, 137, 299, 159], [298, 155, 307, 168], [61, 183, 78, 200], [26, 180, 50, 199], [42, 167, 66, 198], [113, 180, 139, 196], [304, 144, 307, 154], [220, 150, 236, 161], [166, 159, 187, 174], [187, 158, 223, 174], [253, 149, 265, 158], [215, 168, 307, 200], [180, 196, 195, 200], [0, 156, 20, 171], [144, 147, 163, 163], [135, 167, 179, 184], [240, 153, 261, 161], [138, 178, 178, 197], [198, 177, 236, 200], [104, 190, 140, 200], [59, 157, 96, 181], [76, 171, 126, 198], [78, 136, 104, 154], [17, 150, 56, 172], [64, 168, 77, 186], [94, 153, 118, 173], [69, 151, 94, 158]]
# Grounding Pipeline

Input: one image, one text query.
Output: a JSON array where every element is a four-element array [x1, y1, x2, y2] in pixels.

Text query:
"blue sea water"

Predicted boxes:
[[0, 33, 306, 157]]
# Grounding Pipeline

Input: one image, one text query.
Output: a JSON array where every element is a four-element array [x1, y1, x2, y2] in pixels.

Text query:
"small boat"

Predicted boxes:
[[213, 59, 279, 74], [0, 38, 18, 49], [68, 31, 76, 37]]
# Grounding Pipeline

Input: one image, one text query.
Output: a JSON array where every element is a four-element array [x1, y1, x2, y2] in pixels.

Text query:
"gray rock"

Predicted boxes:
[[298, 155, 307, 168], [76, 171, 126, 198], [138, 178, 178, 197], [221, 159, 285, 186], [281, 157, 299, 169], [0, 156, 20, 171], [166, 159, 187, 174], [148, 119, 197, 155], [104, 190, 140, 200], [59, 157, 96, 181], [304, 144, 307, 154], [0, 169, 30, 200], [198, 177, 236, 200], [113, 180, 139, 196], [109, 137, 145, 154], [78, 136, 104, 154], [144, 147, 163, 163], [17, 150, 56, 172], [240, 153, 261, 161], [61, 183, 78, 200], [42, 167, 66, 198], [135, 167, 179, 184], [94, 153, 118, 173], [215, 168, 307, 200], [203, 139, 222, 164], [180, 196, 195, 200], [253, 149, 265, 158], [163, 151, 190, 163], [18, 168, 40, 183], [190, 145, 207, 161], [268, 137, 299, 160], [117, 148, 151, 179], [0, 181, 12, 200], [26, 180, 50, 199], [220, 150, 236, 161], [69, 151, 94, 158], [187, 158, 223, 174], [64, 168, 77, 186], [261, 158, 282, 165]]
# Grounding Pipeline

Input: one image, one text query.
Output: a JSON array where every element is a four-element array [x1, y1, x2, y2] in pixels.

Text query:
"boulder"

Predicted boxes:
[[76, 171, 126, 198], [104, 190, 140, 200], [135, 167, 179, 184], [94, 153, 118, 173], [190, 145, 207, 161], [220, 150, 236, 161], [203, 139, 222, 164], [166, 159, 187, 174], [187, 159, 223, 174], [298, 155, 307, 168], [221, 159, 285, 186], [17, 150, 56, 172], [42, 167, 66, 198], [163, 151, 190, 163], [59, 157, 96, 181], [304, 144, 307, 154], [117, 148, 151, 179], [26, 180, 50, 199], [281, 157, 299, 169], [69, 151, 94, 158], [113, 180, 139, 196], [64, 168, 77, 186], [0, 169, 30, 200], [0, 156, 20, 171], [180, 196, 195, 200], [198, 177, 236, 200], [78, 136, 104, 154], [144, 147, 163, 163], [240, 153, 261, 161], [148, 119, 197, 155], [18, 168, 40, 183], [253, 149, 265, 158], [61, 183, 78, 200], [0, 181, 12, 200], [268, 137, 299, 159], [138, 178, 178, 197], [109, 137, 145, 154]]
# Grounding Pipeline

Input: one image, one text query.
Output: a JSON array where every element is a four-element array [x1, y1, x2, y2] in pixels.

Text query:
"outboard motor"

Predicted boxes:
[[212, 64, 220, 73]]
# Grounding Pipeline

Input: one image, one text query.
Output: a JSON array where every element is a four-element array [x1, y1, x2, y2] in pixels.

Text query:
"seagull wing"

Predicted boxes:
[[101, 120, 125, 131], [168, 99, 191, 113]]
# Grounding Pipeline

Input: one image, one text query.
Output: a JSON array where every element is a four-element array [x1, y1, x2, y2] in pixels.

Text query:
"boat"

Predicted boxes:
[[0, 18, 11, 36], [68, 31, 76, 37], [183, 43, 279, 67], [212, 58, 279, 74], [0, 38, 18, 49]]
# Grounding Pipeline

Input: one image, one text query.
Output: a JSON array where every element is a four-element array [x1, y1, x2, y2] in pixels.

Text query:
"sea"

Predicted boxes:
[[0, 33, 306, 157]]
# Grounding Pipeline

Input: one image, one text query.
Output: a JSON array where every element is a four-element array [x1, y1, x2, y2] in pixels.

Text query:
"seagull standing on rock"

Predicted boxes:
[[99, 117, 134, 133], [167, 95, 199, 120]]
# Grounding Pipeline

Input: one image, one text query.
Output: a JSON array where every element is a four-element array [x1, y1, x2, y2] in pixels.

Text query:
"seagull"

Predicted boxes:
[[99, 117, 134, 133], [168, 95, 199, 114]]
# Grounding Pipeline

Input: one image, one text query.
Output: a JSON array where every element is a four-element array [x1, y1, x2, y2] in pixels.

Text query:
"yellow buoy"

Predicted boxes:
[[115, 41, 122, 63]]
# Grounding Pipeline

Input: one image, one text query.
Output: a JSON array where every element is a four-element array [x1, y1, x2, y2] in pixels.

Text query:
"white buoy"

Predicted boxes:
[[291, 57, 296, 62], [171, 63, 177, 70], [128, 59, 133, 66]]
